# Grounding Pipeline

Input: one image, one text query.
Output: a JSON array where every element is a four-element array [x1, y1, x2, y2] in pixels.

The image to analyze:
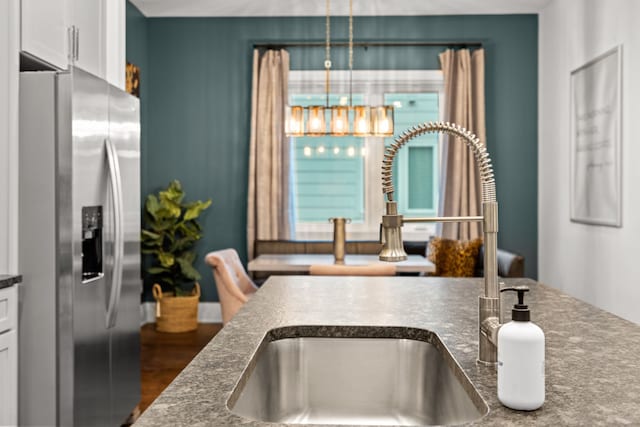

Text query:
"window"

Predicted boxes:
[[386, 93, 440, 219], [290, 94, 366, 223], [289, 70, 444, 241]]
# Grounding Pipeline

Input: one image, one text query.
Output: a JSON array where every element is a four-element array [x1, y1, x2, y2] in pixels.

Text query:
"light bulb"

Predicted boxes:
[[353, 106, 371, 136], [304, 146, 312, 157], [317, 145, 325, 154], [306, 106, 326, 135], [330, 106, 349, 136], [333, 147, 340, 154], [379, 119, 390, 133], [372, 106, 394, 136], [356, 119, 368, 133], [347, 146, 355, 157], [285, 105, 305, 136]]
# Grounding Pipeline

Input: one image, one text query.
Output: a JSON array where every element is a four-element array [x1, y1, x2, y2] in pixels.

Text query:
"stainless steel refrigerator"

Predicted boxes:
[[18, 67, 141, 426]]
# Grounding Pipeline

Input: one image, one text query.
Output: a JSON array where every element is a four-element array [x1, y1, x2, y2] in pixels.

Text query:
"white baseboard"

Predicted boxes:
[[140, 302, 222, 325]]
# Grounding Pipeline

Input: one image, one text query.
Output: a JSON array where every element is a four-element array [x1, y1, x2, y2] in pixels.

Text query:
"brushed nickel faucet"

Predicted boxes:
[[379, 121, 500, 366]]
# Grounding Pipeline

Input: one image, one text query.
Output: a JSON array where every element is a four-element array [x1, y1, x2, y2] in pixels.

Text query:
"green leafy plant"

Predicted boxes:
[[141, 180, 212, 296]]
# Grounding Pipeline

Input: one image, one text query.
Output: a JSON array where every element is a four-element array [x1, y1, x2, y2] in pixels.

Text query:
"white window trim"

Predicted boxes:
[[289, 70, 444, 241]]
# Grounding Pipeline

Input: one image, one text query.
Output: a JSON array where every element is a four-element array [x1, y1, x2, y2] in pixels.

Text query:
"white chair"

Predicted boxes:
[[204, 249, 258, 325]]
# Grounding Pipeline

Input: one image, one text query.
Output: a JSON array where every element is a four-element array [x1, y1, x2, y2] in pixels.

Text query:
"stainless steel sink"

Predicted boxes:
[[228, 326, 488, 426]]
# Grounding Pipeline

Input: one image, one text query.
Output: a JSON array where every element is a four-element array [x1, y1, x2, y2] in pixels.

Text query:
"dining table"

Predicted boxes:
[[247, 253, 435, 274]]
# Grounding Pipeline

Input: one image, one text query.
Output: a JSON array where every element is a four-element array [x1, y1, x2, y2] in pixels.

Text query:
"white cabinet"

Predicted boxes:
[[104, 0, 126, 89], [71, 0, 126, 88], [21, 0, 125, 88], [21, 0, 69, 69], [71, 0, 105, 79], [0, 285, 18, 426]]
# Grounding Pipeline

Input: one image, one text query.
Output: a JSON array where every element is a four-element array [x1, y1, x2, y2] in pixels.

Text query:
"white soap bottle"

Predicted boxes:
[[497, 286, 545, 411]]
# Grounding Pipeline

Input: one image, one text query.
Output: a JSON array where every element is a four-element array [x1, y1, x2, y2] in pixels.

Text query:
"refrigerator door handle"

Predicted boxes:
[[105, 137, 125, 329]]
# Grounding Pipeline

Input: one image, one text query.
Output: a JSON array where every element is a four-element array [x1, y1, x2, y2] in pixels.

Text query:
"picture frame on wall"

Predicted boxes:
[[570, 45, 622, 227]]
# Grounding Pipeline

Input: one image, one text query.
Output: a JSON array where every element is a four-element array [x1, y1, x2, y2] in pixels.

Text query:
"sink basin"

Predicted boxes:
[[228, 326, 488, 426]]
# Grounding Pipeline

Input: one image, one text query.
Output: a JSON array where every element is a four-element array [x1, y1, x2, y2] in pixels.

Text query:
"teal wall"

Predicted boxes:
[[126, 1, 147, 190], [126, 9, 538, 301], [126, 2, 151, 300], [126, 2, 149, 213]]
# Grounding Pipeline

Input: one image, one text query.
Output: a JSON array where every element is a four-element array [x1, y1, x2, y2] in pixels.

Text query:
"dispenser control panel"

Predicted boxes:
[[81, 206, 103, 283]]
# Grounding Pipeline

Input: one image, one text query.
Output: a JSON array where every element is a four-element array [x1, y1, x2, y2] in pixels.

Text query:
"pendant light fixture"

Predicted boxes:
[[285, 0, 394, 137]]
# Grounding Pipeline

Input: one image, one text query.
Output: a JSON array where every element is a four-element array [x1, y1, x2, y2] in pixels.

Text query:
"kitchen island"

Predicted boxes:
[[134, 276, 640, 426]]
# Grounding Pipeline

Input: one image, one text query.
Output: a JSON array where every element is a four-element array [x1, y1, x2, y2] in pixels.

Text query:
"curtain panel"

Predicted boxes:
[[438, 48, 487, 241], [247, 49, 291, 260]]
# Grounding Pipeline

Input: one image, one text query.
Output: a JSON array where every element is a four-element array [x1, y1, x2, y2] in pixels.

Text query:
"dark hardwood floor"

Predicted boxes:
[[139, 323, 223, 414]]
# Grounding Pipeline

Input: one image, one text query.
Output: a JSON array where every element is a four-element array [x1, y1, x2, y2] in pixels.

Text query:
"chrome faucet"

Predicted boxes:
[[379, 121, 500, 366]]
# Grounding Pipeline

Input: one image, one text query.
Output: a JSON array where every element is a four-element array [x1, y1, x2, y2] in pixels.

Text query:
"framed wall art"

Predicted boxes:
[[570, 45, 622, 227]]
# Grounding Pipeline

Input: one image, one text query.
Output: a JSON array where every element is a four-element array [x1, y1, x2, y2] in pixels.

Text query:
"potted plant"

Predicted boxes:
[[141, 180, 211, 332]]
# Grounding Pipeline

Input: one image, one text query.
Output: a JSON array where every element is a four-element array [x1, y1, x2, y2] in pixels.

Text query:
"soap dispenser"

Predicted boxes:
[[497, 286, 545, 411]]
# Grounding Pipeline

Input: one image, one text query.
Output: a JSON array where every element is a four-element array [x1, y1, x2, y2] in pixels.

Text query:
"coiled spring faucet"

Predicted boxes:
[[379, 121, 500, 366]]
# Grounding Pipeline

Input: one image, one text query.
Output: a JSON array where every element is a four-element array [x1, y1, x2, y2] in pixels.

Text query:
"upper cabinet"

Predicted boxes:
[[104, 0, 126, 89], [21, 0, 69, 70], [21, 0, 125, 89], [71, 0, 105, 80]]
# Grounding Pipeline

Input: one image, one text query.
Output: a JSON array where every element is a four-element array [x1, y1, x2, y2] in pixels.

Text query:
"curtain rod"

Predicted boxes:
[[253, 41, 483, 49]]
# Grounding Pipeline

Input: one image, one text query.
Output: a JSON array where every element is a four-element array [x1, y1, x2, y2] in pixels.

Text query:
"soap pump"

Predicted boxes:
[[497, 286, 545, 411]]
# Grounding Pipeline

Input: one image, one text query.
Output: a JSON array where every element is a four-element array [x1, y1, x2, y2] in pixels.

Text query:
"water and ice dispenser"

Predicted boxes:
[[81, 206, 103, 282]]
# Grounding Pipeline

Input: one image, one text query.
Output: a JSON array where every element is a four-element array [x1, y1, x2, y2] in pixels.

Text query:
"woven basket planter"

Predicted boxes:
[[152, 283, 200, 333]]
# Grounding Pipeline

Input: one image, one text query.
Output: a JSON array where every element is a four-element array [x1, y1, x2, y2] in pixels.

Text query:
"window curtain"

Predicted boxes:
[[247, 49, 292, 260], [438, 48, 486, 241]]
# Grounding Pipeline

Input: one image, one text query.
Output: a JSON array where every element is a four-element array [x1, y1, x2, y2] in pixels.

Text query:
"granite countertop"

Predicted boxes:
[[0, 274, 21, 290], [135, 277, 640, 426]]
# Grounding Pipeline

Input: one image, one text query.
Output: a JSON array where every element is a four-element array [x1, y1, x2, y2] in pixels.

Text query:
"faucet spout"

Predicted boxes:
[[378, 121, 501, 366]]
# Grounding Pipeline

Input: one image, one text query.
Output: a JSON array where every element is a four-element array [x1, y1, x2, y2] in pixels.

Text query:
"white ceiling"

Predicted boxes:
[[130, 0, 552, 17]]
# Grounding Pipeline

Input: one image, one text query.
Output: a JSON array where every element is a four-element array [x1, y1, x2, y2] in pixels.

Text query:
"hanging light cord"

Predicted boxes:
[[349, 0, 353, 108], [325, 0, 331, 108]]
